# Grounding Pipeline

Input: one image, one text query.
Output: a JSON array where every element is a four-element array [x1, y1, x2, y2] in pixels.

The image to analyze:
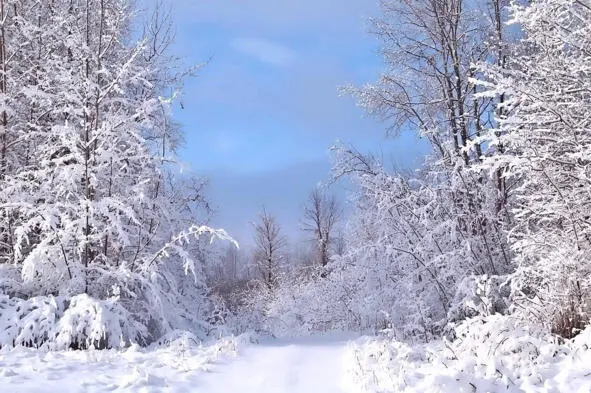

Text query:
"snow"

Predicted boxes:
[[2, 322, 591, 392], [0, 333, 362, 393], [347, 316, 591, 393], [0, 335, 245, 392], [198, 334, 359, 393]]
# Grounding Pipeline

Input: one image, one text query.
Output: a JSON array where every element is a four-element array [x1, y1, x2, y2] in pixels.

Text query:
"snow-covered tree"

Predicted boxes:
[[0, 0, 233, 347], [322, 0, 516, 338], [476, 0, 591, 337]]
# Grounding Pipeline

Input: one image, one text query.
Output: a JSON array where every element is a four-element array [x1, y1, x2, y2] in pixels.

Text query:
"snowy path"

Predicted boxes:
[[198, 335, 358, 393], [0, 335, 361, 392]]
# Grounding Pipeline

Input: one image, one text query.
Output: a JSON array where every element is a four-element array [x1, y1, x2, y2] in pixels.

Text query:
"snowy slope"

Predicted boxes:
[[0, 334, 361, 393]]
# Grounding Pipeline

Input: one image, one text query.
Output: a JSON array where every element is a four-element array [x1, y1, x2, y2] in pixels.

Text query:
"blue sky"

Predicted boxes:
[[165, 0, 429, 244]]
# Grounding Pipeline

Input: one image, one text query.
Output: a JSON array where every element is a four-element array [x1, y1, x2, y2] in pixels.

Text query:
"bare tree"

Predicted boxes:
[[302, 189, 343, 267], [253, 208, 287, 288]]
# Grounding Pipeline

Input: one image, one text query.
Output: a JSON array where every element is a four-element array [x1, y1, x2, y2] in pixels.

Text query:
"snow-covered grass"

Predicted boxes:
[[346, 315, 591, 392], [0, 333, 253, 392]]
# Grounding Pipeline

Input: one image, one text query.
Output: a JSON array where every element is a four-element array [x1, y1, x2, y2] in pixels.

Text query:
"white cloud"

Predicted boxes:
[[231, 37, 297, 67]]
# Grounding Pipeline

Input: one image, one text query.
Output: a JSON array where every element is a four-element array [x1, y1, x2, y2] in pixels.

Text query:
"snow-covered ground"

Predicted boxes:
[[3, 321, 591, 393], [199, 334, 359, 393], [0, 334, 362, 393], [0, 335, 245, 393]]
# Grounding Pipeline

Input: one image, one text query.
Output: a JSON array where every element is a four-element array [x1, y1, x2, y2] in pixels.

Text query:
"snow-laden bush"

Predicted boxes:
[[231, 264, 397, 338], [294, 147, 514, 341], [242, 260, 469, 341], [0, 294, 181, 350], [152, 329, 202, 350], [447, 275, 511, 325], [234, 247, 514, 342], [348, 315, 591, 392], [228, 268, 348, 338], [0, 265, 22, 297], [54, 294, 145, 350], [0, 295, 64, 349]]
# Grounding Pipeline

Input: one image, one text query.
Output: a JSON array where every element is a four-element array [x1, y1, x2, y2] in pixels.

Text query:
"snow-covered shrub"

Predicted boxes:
[[450, 315, 562, 370], [0, 294, 143, 350], [226, 280, 275, 334], [447, 275, 511, 325], [226, 266, 350, 337], [151, 329, 201, 350], [0, 287, 229, 350], [0, 295, 64, 349], [54, 294, 145, 350], [0, 265, 22, 297], [274, 147, 512, 341], [348, 315, 591, 392], [233, 259, 407, 338], [551, 301, 588, 340], [265, 274, 349, 336]]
